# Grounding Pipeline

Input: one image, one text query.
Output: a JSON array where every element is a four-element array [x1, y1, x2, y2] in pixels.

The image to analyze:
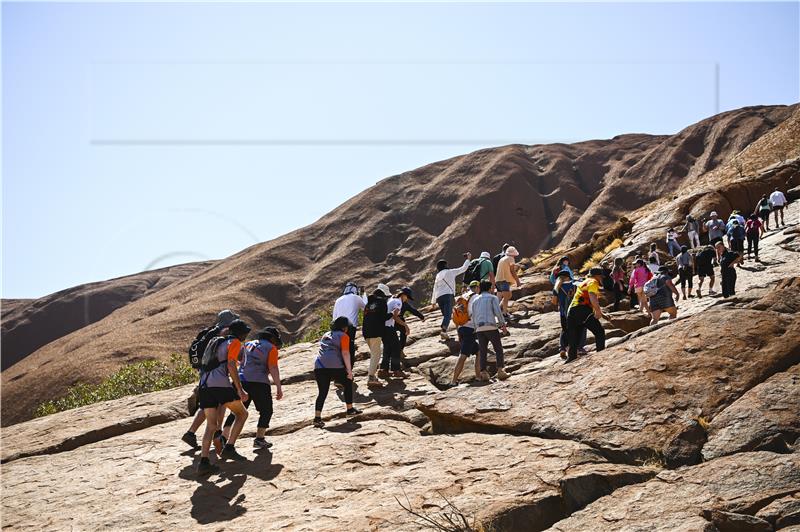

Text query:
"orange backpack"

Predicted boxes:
[[452, 293, 474, 327]]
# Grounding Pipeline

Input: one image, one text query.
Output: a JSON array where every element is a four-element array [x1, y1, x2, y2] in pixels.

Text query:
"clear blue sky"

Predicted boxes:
[[3, 1, 799, 299]]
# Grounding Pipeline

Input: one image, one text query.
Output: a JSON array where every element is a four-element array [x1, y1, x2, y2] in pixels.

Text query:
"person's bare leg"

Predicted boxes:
[[451, 355, 467, 384], [224, 401, 249, 446], [650, 309, 662, 326], [709, 274, 716, 293], [501, 292, 511, 313], [667, 307, 678, 320], [189, 408, 205, 433], [201, 407, 219, 458]]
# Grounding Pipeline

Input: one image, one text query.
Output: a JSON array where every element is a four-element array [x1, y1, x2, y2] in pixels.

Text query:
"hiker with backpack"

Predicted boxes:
[[704, 211, 727, 259], [378, 288, 412, 380], [431, 253, 472, 341], [647, 266, 680, 325], [754, 194, 772, 233], [666, 228, 681, 257], [552, 269, 586, 359], [221, 327, 283, 450], [680, 215, 701, 249], [716, 241, 743, 297], [496, 246, 521, 319], [363, 284, 391, 389], [676, 245, 694, 300], [565, 268, 608, 363], [549, 256, 573, 285], [472, 280, 509, 381], [745, 214, 763, 261], [462, 251, 495, 290], [610, 258, 627, 312], [332, 282, 368, 369], [648, 243, 660, 266], [196, 319, 252, 475], [312, 317, 362, 428], [182, 309, 240, 450], [493, 244, 510, 280], [695, 244, 717, 297], [770, 187, 788, 227], [450, 280, 481, 385], [726, 220, 746, 260], [628, 259, 653, 315]]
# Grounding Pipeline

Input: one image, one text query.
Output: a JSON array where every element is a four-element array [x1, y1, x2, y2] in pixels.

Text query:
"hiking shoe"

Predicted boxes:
[[313, 417, 325, 428], [497, 368, 510, 381], [564, 355, 577, 364], [440, 331, 449, 341], [220, 444, 247, 462], [479, 371, 491, 382], [367, 376, 384, 389], [377, 369, 389, 380], [334, 382, 344, 390], [253, 438, 273, 449], [196, 458, 218, 476], [346, 408, 362, 416], [212, 430, 224, 456], [182, 431, 198, 449], [577, 349, 587, 356], [391, 370, 409, 379]]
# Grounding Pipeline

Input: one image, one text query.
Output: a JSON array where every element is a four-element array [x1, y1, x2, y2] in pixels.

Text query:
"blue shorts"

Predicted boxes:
[[496, 281, 511, 292], [457, 327, 479, 356]]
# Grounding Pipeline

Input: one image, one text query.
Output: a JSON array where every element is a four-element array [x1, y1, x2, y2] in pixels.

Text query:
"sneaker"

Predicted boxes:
[[182, 431, 198, 449], [377, 369, 389, 380], [212, 430, 224, 456], [564, 355, 577, 364], [709, 289, 717, 295], [313, 417, 325, 428], [334, 382, 344, 390], [440, 331, 449, 341], [577, 349, 587, 356], [253, 438, 273, 449], [479, 370, 491, 382], [346, 408, 362, 416], [196, 458, 219, 476], [367, 377, 384, 389], [496, 368, 510, 381], [220, 444, 247, 462], [391, 370, 409, 379]]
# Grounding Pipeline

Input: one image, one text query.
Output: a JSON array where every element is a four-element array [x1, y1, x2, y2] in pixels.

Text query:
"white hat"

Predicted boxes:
[[710, 211, 718, 217], [479, 251, 491, 259], [505, 246, 520, 257], [376, 283, 391, 296]]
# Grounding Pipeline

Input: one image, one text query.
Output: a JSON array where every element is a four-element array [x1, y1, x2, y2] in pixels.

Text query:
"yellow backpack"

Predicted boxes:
[[452, 293, 474, 327]]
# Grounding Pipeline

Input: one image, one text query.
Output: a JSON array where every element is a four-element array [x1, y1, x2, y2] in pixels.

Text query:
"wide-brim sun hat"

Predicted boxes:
[[376, 283, 391, 296], [216, 309, 240, 328], [479, 251, 491, 259], [505, 246, 520, 257]]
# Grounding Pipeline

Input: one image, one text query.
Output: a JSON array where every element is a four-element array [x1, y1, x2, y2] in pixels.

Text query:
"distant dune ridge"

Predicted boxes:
[[1, 103, 797, 426]]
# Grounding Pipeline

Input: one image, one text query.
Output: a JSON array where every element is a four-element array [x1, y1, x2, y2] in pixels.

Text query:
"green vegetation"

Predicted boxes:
[[34, 353, 195, 418], [580, 238, 624, 272], [299, 307, 334, 343]]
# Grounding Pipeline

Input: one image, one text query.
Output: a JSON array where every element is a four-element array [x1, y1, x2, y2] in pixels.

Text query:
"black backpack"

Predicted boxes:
[[362, 295, 389, 339], [463, 258, 484, 284], [199, 335, 229, 373], [188, 325, 221, 369], [492, 253, 504, 273]]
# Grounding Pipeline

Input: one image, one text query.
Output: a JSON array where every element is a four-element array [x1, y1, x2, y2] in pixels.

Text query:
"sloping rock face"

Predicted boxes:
[[703, 364, 800, 460], [0, 260, 214, 369], [3, 105, 796, 427], [0, 418, 655, 531], [546, 452, 800, 532], [417, 308, 800, 466]]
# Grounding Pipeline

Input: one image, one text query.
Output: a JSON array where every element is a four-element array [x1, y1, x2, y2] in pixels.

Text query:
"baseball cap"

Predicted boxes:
[[468, 280, 480, 287]]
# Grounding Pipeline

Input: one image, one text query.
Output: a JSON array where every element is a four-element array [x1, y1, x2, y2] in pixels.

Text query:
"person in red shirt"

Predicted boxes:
[[745, 214, 763, 261]]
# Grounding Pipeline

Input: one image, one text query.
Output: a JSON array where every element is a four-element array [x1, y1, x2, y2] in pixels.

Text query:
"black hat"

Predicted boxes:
[[331, 316, 350, 332], [256, 326, 283, 347], [398, 286, 414, 300], [589, 267, 604, 277], [228, 319, 251, 338], [557, 268, 572, 278], [436, 259, 448, 271]]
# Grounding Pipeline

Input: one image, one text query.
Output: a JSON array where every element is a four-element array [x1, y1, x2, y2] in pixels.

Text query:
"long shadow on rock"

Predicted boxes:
[[179, 450, 284, 525]]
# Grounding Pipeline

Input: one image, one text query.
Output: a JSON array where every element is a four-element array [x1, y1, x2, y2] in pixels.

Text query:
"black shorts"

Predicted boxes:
[[697, 263, 714, 278], [198, 386, 240, 409], [457, 326, 479, 356], [759, 210, 770, 221]]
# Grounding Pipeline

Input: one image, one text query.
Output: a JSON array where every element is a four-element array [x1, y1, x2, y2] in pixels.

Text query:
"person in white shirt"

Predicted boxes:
[[647, 256, 660, 275], [332, 282, 367, 370], [431, 253, 472, 340], [769, 188, 788, 227], [377, 290, 411, 379], [665, 228, 680, 257]]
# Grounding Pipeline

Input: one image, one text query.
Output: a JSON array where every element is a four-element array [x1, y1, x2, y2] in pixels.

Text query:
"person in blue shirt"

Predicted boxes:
[[551, 269, 587, 358]]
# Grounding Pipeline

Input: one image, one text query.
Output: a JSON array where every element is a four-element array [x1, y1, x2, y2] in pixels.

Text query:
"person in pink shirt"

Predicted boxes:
[[628, 258, 653, 315]]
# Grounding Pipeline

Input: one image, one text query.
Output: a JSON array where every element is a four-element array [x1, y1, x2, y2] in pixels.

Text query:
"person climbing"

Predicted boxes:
[[647, 255, 660, 275], [726, 220, 746, 261], [312, 317, 361, 428], [471, 280, 509, 381], [769, 187, 787, 227], [566, 267, 607, 363], [676, 245, 694, 300], [549, 255, 574, 285], [666, 228, 681, 257], [378, 288, 411, 379], [704, 211, 727, 258], [363, 284, 391, 389], [648, 243, 660, 265], [431, 253, 472, 341], [332, 282, 367, 370], [196, 319, 251, 475], [477, 251, 496, 285], [716, 241, 743, 298], [610, 257, 627, 311], [552, 269, 586, 358], [398, 287, 425, 364], [496, 246, 521, 319], [648, 266, 680, 325], [754, 194, 772, 233], [450, 280, 481, 385], [695, 244, 717, 297], [681, 215, 701, 249], [221, 326, 283, 450], [492, 244, 510, 278], [745, 214, 763, 261], [183, 309, 240, 450], [628, 258, 653, 314]]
